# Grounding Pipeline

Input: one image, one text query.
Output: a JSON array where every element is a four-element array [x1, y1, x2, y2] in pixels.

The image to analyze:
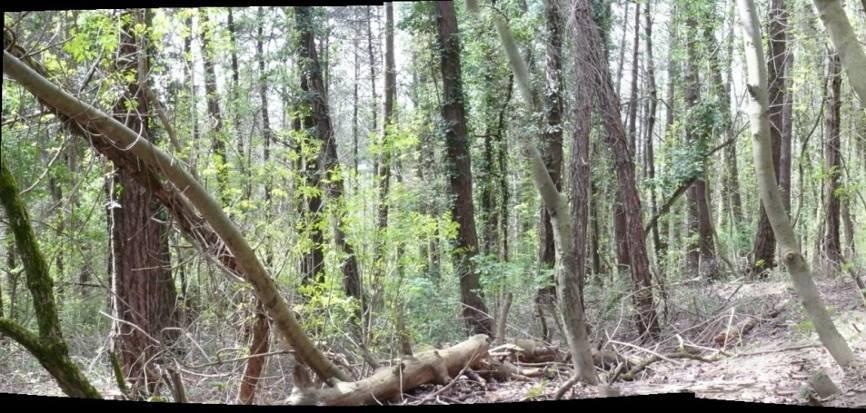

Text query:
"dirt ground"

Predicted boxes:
[[1, 277, 864, 407]]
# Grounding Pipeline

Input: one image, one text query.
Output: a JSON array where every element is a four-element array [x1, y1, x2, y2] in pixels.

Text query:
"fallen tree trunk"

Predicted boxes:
[[712, 299, 789, 348], [288, 334, 490, 406]]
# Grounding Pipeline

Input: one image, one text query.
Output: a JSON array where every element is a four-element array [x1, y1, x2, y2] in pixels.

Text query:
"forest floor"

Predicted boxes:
[[1, 276, 865, 407]]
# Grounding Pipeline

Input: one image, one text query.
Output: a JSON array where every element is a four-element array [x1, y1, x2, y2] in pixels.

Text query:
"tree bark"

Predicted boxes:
[[237, 10, 274, 404], [108, 10, 179, 394], [435, 1, 492, 337], [643, 0, 663, 269], [570, 0, 660, 339], [736, 0, 856, 368]]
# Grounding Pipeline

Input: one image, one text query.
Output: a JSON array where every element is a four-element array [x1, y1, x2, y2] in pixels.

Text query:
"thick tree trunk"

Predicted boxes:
[[435, 1, 492, 337], [736, 0, 856, 368], [109, 10, 179, 394], [571, 0, 660, 339], [295, 8, 363, 300]]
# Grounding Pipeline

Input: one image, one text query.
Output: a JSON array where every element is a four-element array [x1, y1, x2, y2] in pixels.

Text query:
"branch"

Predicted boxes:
[[644, 177, 697, 237]]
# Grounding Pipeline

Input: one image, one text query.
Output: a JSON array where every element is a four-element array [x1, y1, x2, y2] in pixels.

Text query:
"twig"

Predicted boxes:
[[554, 375, 580, 400], [732, 343, 821, 358], [417, 361, 471, 405]]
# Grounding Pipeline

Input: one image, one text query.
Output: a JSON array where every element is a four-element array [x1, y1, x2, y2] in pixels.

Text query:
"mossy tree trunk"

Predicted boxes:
[[0, 157, 102, 399]]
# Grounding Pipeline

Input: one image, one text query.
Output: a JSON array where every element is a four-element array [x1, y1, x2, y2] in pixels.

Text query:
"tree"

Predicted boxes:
[[536, 0, 566, 343], [0, 157, 102, 399], [821, 51, 843, 272], [683, 3, 719, 280], [736, 0, 856, 368], [751, 0, 792, 276], [237, 7, 273, 405], [569, 0, 660, 339], [3, 44, 351, 385], [434, 1, 493, 337], [107, 10, 179, 394], [295, 7, 363, 301], [811, 0, 866, 105], [198, 9, 231, 206], [469, 0, 599, 384]]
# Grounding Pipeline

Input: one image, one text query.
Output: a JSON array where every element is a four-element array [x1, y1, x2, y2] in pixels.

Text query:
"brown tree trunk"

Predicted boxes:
[[571, 0, 660, 339], [109, 9, 178, 395], [752, 0, 792, 276], [435, 1, 492, 337], [822, 51, 843, 270], [536, 0, 565, 340], [237, 10, 274, 404], [227, 8, 248, 200], [643, 0, 662, 269], [198, 9, 230, 206], [684, 10, 718, 280]]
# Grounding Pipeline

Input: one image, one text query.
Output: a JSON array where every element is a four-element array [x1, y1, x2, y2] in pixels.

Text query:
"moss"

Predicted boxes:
[[0, 157, 102, 399]]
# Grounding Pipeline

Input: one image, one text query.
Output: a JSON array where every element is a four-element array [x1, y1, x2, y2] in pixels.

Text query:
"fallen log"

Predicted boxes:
[[713, 299, 789, 348], [288, 334, 490, 405]]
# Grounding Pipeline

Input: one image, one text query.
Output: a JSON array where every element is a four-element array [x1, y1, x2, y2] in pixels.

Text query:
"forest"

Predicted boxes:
[[1, 0, 865, 407]]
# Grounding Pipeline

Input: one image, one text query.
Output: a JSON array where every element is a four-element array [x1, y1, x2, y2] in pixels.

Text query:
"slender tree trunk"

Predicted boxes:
[[198, 10, 230, 206], [227, 8, 248, 200], [472, 0, 599, 383], [737, 0, 856, 368], [684, 10, 719, 280], [435, 1, 492, 337], [536, 0, 565, 340], [237, 10, 274, 404], [643, 0, 663, 270], [822, 51, 843, 271], [721, 2, 744, 230], [615, 1, 630, 95], [626, 4, 640, 155], [812, 0, 866, 105]]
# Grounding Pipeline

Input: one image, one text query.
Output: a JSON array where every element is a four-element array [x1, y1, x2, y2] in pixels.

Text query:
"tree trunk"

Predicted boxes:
[[643, 0, 662, 270], [812, 0, 866, 105], [198, 9, 230, 206], [571, 0, 660, 339], [822, 51, 843, 271], [736, 0, 856, 368], [474, 0, 601, 384], [227, 8, 248, 200], [684, 10, 719, 280], [0, 159, 102, 399], [109, 10, 179, 394], [237, 10, 274, 404], [536, 0, 565, 340], [295, 8, 363, 302], [435, 1, 492, 337]]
